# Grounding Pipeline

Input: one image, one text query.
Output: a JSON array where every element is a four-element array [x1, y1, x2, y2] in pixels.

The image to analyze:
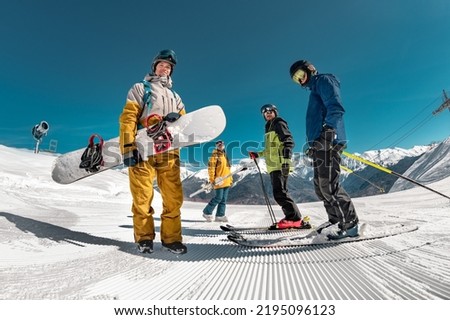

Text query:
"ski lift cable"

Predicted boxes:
[[368, 94, 441, 150], [387, 113, 435, 149]]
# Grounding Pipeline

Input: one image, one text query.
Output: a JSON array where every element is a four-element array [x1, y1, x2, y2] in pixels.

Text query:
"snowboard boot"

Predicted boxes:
[[214, 216, 228, 222], [203, 213, 213, 222], [162, 241, 187, 254], [137, 240, 153, 254], [326, 224, 359, 240]]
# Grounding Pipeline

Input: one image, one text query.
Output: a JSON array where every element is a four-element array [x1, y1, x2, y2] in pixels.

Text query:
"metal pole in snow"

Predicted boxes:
[[342, 151, 450, 201], [340, 165, 385, 193]]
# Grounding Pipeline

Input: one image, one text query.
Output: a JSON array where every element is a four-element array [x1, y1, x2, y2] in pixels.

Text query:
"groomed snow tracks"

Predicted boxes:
[[85, 229, 450, 299]]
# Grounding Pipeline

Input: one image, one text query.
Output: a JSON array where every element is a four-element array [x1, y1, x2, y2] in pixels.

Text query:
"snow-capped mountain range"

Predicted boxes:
[[183, 137, 450, 204]]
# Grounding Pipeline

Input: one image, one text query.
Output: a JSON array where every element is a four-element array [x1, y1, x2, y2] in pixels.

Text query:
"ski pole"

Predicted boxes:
[[253, 159, 278, 225], [342, 151, 450, 200], [340, 165, 385, 193]]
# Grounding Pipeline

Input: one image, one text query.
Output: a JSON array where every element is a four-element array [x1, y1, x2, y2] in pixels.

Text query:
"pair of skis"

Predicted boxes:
[[222, 222, 418, 248]]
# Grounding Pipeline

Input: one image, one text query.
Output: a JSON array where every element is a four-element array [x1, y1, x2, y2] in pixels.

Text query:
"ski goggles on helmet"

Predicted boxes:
[[261, 107, 276, 114], [215, 140, 224, 145], [155, 49, 177, 65], [291, 69, 307, 85]]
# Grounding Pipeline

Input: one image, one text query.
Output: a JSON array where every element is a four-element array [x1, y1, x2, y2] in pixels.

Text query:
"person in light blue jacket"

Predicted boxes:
[[289, 60, 359, 240]]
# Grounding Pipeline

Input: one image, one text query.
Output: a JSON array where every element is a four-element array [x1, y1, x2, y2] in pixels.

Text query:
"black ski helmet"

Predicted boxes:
[[289, 60, 317, 86], [260, 104, 278, 117], [152, 49, 177, 75]]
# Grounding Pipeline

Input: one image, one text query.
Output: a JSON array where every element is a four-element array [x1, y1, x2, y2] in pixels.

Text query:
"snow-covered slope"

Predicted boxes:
[[390, 137, 450, 192], [1, 144, 449, 302]]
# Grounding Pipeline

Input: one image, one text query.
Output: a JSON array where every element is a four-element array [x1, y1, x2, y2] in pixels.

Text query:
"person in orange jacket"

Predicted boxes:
[[119, 49, 187, 254], [202, 140, 233, 222]]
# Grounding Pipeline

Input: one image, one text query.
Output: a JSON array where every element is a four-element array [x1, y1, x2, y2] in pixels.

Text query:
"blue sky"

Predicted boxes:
[[1, 0, 449, 167]]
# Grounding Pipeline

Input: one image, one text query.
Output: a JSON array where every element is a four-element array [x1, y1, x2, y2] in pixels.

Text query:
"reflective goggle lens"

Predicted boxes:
[[292, 69, 306, 85], [262, 108, 274, 114]]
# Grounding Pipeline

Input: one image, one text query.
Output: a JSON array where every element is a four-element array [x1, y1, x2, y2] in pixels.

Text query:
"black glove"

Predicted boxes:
[[316, 125, 336, 151], [249, 152, 259, 159], [282, 148, 292, 159], [163, 112, 181, 123], [281, 163, 290, 177], [123, 149, 143, 167]]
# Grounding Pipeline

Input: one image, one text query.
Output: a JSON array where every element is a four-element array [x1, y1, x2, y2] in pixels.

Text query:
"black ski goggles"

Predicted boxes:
[[157, 50, 177, 65]]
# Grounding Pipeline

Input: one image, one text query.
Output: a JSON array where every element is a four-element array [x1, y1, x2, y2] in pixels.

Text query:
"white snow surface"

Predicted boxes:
[[391, 137, 450, 192], [1, 144, 450, 300]]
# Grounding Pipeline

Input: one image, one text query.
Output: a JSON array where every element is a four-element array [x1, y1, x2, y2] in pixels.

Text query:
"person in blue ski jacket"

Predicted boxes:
[[304, 74, 347, 147], [289, 60, 359, 240]]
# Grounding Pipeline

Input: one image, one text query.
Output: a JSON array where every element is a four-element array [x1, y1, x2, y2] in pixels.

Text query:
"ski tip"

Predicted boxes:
[[359, 222, 368, 236], [220, 225, 232, 232], [227, 234, 244, 243]]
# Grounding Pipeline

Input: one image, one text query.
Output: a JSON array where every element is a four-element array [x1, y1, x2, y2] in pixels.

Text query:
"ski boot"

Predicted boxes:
[[271, 216, 312, 230], [326, 224, 359, 240], [137, 240, 153, 254], [162, 241, 187, 254]]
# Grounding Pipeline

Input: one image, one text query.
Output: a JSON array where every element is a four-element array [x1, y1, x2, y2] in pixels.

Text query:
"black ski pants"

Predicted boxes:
[[313, 147, 358, 230], [270, 170, 302, 221]]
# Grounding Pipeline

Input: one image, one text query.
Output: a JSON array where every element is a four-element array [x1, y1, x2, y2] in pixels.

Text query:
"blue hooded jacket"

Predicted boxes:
[[304, 73, 347, 147]]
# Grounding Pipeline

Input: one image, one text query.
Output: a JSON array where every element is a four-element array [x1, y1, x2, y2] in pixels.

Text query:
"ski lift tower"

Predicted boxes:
[[432, 90, 450, 115], [31, 121, 49, 153]]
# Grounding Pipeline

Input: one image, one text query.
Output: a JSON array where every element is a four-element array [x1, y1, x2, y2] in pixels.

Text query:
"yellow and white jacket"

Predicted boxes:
[[208, 149, 233, 189], [119, 74, 185, 154]]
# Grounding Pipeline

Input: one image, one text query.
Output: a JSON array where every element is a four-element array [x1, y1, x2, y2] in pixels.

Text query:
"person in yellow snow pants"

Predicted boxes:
[[119, 49, 187, 254], [128, 151, 183, 247]]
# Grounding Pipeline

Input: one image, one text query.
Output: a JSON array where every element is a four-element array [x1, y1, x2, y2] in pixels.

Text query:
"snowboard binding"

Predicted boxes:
[[79, 134, 104, 173], [144, 114, 173, 154]]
